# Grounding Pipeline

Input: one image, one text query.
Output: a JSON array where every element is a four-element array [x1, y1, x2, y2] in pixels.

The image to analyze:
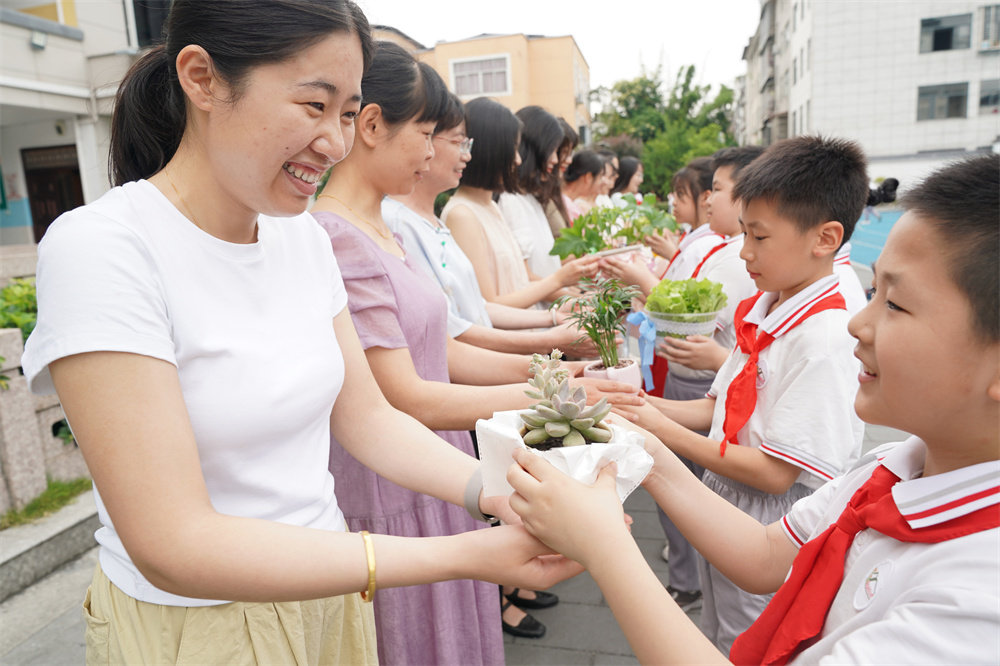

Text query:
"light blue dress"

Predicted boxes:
[[382, 197, 493, 337]]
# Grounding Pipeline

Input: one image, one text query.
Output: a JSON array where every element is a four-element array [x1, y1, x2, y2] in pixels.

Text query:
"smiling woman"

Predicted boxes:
[[19, 3, 581, 664]]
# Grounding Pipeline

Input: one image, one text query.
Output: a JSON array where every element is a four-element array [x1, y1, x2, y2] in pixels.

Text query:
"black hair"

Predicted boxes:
[[900, 154, 999, 344], [460, 97, 523, 193], [711, 146, 766, 183], [434, 93, 465, 135], [360, 41, 449, 128], [557, 118, 579, 160], [612, 156, 643, 195], [672, 156, 714, 218], [564, 150, 606, 184], [109, 0, 373, 186], [731, 136, 868, 245], [514, 106, 564, 197], [866, 178, 899, 206]]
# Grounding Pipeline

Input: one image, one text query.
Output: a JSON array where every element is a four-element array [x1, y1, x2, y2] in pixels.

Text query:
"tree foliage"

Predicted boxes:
[[592, 65, 736, 201]]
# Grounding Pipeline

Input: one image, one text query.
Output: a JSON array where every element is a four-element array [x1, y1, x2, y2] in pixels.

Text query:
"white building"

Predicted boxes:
[[741, 0, 1000, 185], [0, 1, 168, 246]]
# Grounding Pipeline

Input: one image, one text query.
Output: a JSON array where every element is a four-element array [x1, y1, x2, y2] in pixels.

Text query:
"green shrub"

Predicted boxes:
[[0, 278, 37, 343]]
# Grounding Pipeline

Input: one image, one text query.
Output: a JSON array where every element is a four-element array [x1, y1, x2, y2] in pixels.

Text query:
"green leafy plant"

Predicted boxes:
[[520, 350, 612, 450], [554, 277, 642, 369], [550, 195, 676, 260], [54, 420, 75, 446], [646, 278, 728, 315], [0, 278, 37, 343], [0, 355, 8, 390]]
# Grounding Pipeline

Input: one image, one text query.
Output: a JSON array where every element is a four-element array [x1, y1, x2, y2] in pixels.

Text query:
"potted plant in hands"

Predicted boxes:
[[519, 350, 614, 450], [645, 278, 728, 339], [554, 276, 643, 389]]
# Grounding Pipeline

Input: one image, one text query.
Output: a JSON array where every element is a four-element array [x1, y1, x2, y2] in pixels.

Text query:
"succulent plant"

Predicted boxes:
[[521, 350, 613, 450]]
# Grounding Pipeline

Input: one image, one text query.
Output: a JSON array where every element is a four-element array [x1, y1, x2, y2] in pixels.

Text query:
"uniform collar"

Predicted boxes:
[[743, 273, 842, 337], [882, 436, 1000, 529], [679, 224, 718, 250], [834, 242, 852, 266]]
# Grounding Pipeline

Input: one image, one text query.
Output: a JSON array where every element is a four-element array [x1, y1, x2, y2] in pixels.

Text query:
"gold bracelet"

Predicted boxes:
[[359, 531, 376, 602]]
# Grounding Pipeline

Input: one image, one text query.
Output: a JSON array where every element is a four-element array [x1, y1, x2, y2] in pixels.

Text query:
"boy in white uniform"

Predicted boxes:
[[506, 153, 1000, 665], [613, 136, 869, 655]]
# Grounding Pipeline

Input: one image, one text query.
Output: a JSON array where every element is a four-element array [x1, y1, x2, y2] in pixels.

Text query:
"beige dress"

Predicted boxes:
[[442, 193, 531, 297]]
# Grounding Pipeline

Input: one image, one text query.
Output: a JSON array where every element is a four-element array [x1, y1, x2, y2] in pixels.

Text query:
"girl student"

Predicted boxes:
[[385, 93, 601, 359], [600, 156, 721, 297], [444, 97, 599, 309], [20, 4, 578, 663], [312, 52, 636, 648], [497, 105, 565, 278]]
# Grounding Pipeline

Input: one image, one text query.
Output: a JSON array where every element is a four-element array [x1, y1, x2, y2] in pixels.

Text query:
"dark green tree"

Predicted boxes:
[[592, 65, 736, 201]]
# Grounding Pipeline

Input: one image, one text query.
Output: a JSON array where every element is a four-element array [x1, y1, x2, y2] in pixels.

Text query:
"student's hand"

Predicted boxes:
[[657, 335, 729, 372], [644, 229, 679, 259], [610, 396, 670, 433], [549, 323, 607, 360], [507, 450, 629, 568], [598, 255, 655, 290], [572, 378, 644, 406], [470, 524, 585, 589], [554, 255, 601, 288], [479, 491, 520, 526]]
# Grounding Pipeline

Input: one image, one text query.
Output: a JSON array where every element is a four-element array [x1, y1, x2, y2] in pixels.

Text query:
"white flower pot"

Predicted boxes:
[[582, 358, 642, 389]]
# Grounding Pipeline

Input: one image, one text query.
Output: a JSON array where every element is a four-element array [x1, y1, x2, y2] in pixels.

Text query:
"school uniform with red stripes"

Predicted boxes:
[[699, 273, 864, 656], [760, 437, 1000, 664]]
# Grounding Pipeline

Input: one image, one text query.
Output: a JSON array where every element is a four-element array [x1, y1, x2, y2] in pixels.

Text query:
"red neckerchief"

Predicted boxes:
[[731, 463, 1000, 665], [720, 279, 846, 456], [660, 226, 724, 279]]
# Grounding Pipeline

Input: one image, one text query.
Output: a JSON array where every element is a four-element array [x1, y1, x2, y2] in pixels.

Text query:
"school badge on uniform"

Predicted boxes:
[[755, 359, 769, 389], [853, 560, 894, 610]]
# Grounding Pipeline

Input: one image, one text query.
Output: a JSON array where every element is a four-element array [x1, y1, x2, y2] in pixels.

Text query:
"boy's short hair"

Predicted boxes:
[[901, 153, 999, 344], [731, 136, 868, 244], [710, 146, 765, 183]]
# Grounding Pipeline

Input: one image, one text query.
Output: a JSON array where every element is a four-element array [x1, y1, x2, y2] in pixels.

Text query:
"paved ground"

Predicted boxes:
[[1, 424, 905, 665]]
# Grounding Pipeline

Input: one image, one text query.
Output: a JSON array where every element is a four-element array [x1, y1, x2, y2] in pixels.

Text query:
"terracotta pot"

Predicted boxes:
[[582, 358, 642, 389]]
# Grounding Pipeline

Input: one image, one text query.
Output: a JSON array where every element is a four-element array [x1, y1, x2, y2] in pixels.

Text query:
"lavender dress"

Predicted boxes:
[[313, 212, 504, 666]]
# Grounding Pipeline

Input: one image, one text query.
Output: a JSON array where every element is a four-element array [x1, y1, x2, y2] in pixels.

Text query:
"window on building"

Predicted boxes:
[[917, 83, 969, 120], [919, 14, 972, 52], [134, 0, 172, 48], [792, 110, 797, 136], [793, 4, 797, 31], [806, 99, 811, 132], [980, 79, 1000, 113], [982, 5, 1000, 50], [793, 58, 798, 84], [800, 104, 806, 134], [452, 56, 510, 96], [807, 39, 811, 70]]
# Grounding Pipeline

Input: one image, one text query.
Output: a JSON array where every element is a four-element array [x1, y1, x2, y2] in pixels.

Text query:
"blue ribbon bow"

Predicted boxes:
[[626, 311, 657, 393]]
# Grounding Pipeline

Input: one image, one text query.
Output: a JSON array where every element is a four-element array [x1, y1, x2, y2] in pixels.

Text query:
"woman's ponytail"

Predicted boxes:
[[108, 44, 186, 186]]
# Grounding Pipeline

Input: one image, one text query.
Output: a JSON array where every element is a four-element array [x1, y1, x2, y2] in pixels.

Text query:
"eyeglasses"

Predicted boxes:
[[434, 136, 474, 155]]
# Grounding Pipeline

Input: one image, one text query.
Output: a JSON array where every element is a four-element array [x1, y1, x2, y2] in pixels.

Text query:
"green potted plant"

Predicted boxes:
[[645, 278, 729, 339], [519, 350, 613, 450], [554, 276, 643, 388], [550, 194, 677, 260]]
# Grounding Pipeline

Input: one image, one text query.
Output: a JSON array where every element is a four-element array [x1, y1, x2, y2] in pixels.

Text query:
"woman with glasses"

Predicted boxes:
[[444, 98, 598, 309], [385, 94, 600, 357]]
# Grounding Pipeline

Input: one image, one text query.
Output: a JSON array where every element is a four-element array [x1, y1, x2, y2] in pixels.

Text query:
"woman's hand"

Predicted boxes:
[[507, 450, 629, 568], [644, 229, 679, 259], [554, 255, 601, 288], [656, 335, 729, 372], [465, 524, 585, 589], [548, 323, 602, 359]]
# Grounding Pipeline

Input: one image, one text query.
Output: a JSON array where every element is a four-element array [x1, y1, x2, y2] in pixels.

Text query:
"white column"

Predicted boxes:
[[73, 116, 110, 203]]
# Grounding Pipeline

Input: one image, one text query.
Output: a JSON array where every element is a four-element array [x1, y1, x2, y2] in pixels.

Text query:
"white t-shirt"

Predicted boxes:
[[21, 180, 348, 606], [834, 242, 868, 315], [497, 193, 561, 277], [782, 437, 1000, 664], [708, 274, 864, 489]]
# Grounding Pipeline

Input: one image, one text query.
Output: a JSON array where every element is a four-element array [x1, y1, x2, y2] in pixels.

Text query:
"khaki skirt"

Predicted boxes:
[[83, 565, 377, 665]]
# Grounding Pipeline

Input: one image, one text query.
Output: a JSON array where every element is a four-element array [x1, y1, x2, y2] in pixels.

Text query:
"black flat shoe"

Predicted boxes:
[[501, 600, 546, 639], [504, 587, 559, 610]]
